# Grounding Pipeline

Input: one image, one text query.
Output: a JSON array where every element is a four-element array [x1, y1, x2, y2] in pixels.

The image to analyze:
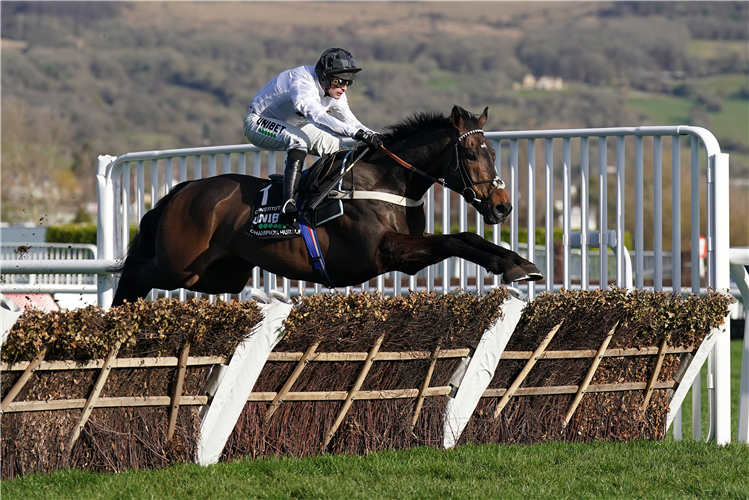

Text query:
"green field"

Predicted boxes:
[[627, 95, 695, 126], [627, 75, 749, 176], [706, 97, 749, 147], [697, 74, 749, 98], [3, 440, 749, 500], [687, 41, 749, 62], [3, 340, 747, 500], [627, 73, 748, 131]]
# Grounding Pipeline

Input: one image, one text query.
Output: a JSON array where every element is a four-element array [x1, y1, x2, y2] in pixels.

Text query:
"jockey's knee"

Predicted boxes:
[[303, 126, 344, 156], [311, 136, 345, 156], [287, 136, 310, 153]]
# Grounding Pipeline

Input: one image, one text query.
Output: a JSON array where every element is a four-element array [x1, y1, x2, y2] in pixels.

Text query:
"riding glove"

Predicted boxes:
[[355, 129, 383, 149]]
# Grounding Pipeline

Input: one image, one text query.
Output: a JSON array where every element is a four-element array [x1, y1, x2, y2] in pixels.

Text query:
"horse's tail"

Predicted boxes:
[[111, 181, 194, 273]]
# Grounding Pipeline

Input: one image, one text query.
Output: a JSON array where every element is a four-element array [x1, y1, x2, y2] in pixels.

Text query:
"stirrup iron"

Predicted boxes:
[[280, 198, 298, 215]]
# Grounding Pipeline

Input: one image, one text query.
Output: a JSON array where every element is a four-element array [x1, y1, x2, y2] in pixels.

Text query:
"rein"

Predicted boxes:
[[379, 146, 446, 188], [380, 129, 506, 206]]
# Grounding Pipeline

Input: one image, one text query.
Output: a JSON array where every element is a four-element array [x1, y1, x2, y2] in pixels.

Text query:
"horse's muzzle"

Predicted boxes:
[[490, 202, 512, 224], [473, 199, 512, 225]]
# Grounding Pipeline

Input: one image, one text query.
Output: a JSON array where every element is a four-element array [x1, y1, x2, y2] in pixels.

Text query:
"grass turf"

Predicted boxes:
[[2, 440, 748, 500], [3, 340, 748, 500]]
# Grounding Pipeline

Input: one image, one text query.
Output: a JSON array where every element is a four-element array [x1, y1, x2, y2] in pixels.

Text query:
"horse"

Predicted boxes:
[[112, 105, 542, 305]]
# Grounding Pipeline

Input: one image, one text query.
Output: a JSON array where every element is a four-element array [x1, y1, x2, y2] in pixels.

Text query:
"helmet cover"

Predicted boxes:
[[315, 48, 362, 86]]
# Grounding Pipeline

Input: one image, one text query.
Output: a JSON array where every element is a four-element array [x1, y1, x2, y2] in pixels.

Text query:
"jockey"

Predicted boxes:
[[243, 48, 383, 222]]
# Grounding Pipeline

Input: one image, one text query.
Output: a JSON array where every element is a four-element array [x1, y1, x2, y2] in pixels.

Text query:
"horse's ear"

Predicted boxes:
[[451, 105, 464, 129], [477, 107, 489, 129]]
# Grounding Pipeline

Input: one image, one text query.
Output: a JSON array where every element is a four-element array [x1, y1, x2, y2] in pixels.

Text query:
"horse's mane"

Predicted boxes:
[[382, 111, 453, 145]]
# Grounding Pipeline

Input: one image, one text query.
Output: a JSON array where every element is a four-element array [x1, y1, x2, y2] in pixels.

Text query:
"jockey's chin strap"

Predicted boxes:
[[379, 129, 505, 207]]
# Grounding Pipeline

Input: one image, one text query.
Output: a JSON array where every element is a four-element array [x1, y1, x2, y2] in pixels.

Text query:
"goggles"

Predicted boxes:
[[330, 76, 354, 88]]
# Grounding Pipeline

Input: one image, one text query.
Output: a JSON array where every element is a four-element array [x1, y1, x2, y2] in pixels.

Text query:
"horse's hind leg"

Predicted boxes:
[[112, 257, 200, 306], [140, 261, 201, 291], [189, 258, 254, 295], [112, 274, 152, 306], [112, 258, 156, 306]]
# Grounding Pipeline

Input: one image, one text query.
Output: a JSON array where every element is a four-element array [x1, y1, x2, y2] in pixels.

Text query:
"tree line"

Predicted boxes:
[[1, 1, 747, 224]]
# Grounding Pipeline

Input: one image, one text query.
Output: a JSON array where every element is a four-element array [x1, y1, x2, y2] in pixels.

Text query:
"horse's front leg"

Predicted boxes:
[[447, 232, 543, 280], [379, 232, 538, 283]]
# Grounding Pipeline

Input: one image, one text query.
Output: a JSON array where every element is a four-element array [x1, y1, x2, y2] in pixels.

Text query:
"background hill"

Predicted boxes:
[[1, 1, 747, 245]]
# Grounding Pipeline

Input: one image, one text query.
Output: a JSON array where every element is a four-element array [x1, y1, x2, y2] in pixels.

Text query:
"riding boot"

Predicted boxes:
[[280, 154, 304, 223]]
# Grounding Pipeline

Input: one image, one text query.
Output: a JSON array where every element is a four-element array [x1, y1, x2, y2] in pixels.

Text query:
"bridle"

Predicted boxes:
[[452, 129, 505, 211], [379, 129, 506, 209]]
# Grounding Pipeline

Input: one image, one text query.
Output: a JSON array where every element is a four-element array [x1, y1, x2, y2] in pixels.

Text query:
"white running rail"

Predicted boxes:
[[1, 125, 733, 443]]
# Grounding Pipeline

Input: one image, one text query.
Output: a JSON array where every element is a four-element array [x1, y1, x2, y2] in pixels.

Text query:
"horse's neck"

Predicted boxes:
[[355, 130, 452, 200], [393, 132, 453, 199]]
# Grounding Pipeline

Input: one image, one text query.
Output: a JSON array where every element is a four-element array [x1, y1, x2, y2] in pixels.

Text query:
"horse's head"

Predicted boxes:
[[448, 106, 511, 225]]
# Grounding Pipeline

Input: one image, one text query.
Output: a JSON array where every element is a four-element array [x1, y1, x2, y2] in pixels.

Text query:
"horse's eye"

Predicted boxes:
[[466, 152, 478, 161]]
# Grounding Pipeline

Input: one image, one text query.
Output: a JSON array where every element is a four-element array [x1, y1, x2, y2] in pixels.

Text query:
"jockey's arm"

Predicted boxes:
[[290, 78, 371, 139], [328, 101, 374, 137]]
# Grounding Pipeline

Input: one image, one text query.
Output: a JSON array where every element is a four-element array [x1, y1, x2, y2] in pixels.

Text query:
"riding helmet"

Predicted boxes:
[[315, 48, 362, 87]]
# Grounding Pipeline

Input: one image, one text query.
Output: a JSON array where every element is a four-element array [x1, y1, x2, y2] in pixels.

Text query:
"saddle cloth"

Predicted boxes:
[[246, 151, 349, 239]]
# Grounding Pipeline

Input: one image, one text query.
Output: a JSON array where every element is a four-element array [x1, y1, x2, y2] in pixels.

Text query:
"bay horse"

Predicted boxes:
[[112, 105, 542, 305]]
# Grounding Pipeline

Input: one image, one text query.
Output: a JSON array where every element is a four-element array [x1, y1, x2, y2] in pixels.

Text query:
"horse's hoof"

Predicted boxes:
[[520, 262, 543, 276], [502, 267, 530, 283], [519, 262, 544, 281]]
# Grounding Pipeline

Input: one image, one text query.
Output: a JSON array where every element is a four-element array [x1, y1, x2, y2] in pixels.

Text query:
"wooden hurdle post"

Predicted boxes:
[[493, 321, 563, 419], [642, 334, 670, 411], [167, 341, 191, 440], [264, 341, 321, 423], [562, 322, 619, 427], [410, 345, 441, 433], [64, 340, 122, 460], [324, 334, 385, 448], [1, 346, 48, 412]]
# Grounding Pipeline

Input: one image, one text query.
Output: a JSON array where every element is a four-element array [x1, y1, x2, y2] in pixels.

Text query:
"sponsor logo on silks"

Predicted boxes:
[[256, 117, 286, 138]]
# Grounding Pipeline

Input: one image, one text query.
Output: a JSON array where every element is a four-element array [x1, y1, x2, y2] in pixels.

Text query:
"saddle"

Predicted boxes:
[[247, 150, 352, 239]]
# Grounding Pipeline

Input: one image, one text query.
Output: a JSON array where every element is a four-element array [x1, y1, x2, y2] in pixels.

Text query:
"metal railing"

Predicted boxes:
[[97, 127, 730, 444], [480, 126, 730, 445], [1, 125, 733, 443], [0, 243, 99, 294]]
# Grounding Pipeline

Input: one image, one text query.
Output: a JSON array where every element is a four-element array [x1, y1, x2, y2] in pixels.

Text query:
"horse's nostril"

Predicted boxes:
[[494, 203, 512, 217]]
